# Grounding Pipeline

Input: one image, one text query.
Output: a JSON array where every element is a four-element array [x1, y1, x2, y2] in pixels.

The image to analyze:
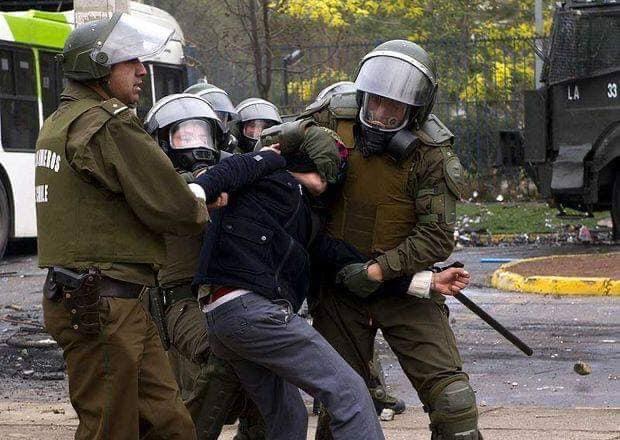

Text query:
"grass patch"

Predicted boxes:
[[457, 202, 611, 235]]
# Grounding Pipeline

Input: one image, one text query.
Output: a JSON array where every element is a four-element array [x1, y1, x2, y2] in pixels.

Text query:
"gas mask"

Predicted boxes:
[[238, 119, 276, 153], [357, 93, 419, 161], [167, 119, 219, 171]]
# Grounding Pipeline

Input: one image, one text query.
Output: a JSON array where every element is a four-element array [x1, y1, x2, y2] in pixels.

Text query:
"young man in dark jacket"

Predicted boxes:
[[191, 124, 385, 440]]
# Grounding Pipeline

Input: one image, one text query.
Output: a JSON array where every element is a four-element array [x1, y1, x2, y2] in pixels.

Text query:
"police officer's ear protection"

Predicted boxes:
[[385, 129, 420, 163]]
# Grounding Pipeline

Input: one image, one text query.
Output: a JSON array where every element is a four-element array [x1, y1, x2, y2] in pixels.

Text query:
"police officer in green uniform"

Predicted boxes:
[[307, 41, 482, 439], [233, 98, 282, 153], [307, 81, 407, 418], [36, 14, 207, 440], [144, 93, 265, 440]]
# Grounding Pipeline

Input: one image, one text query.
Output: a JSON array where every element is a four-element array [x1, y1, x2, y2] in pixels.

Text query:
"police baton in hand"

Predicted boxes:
[[448, 262, 533, 356]]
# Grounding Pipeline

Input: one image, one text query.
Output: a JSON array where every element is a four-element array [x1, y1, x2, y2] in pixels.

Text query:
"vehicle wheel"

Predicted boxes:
[[613, 174, 620, 241], [0, 181, 9, 259]]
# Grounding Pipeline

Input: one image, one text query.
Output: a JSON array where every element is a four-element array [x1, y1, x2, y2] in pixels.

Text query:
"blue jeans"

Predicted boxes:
[[204, 292, 384, 440]]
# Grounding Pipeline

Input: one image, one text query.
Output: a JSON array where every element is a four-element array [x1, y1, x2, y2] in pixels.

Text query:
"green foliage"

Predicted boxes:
[[457, 202, 609, 235]]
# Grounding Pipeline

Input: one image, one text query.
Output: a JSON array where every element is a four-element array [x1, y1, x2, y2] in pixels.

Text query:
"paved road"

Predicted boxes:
[[381, 243, 620, 408], [0, 240, 619, 438]]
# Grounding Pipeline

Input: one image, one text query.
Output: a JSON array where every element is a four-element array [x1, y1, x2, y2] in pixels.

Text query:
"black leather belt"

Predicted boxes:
[[98, 277, 143, 298], [162, 283, 195, 308]]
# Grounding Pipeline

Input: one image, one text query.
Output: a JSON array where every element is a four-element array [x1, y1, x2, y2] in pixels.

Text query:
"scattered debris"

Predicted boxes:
[[7, 333, 57, 349], [32, 372, 65, 381], [573, 361, 592, 376], [5, 304, 23, 311], [578, 225, 592, 242], [42, 407, 66, 415], [380, 408, 395, 421]]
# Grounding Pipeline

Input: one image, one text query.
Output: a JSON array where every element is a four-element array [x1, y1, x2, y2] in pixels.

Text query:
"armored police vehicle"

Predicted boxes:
[[501, 0, 620, 239]]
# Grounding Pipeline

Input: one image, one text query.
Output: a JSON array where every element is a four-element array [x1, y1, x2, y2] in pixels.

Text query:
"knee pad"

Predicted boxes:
[[427, 377, 480, 440]]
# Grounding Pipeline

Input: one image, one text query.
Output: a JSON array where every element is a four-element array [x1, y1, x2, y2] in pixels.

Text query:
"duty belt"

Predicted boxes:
[[51, 268, 143, 299], [162, 283, 195, 308]]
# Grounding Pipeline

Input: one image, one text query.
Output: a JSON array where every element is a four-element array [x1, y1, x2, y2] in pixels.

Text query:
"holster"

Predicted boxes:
[[148, 287, 171, 350], [58, 268, 103, 337]]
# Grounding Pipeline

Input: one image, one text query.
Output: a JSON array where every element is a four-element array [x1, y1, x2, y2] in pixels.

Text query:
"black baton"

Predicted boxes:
[[453, 291, 533, 356]]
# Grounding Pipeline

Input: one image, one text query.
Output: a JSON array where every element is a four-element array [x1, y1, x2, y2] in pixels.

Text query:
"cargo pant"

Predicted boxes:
[[312, 288, 469, 439], [165, 298, 266, 439], [42, 294, 196, 440]]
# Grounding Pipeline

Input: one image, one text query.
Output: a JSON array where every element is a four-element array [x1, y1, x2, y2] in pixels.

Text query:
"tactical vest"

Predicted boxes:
[[35, 98, 165, 269], [308, 91, 455, 258], [326, 142, 417, 257]]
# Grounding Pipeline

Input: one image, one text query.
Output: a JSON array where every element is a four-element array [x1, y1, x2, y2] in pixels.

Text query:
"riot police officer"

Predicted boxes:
[[308, 40, 480, 440], [36, 14, 207, 439], [306, 80, 408, 418], [185, 82, 240, 152], [144, 93, 265, 440], [233, 98, 282, 153]]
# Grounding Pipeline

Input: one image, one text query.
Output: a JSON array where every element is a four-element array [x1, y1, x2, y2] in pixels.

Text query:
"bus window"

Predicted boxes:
[[1, 99, 38, 151], [40, 51, 62, 118], [15, 49, 35, 97], [153, 65, 185, 100], [0, 46, 38, 151], [0, 48, 15, 94]]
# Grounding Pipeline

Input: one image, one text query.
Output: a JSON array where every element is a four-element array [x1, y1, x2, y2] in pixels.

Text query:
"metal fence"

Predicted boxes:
[[206, 36, 545, 173]]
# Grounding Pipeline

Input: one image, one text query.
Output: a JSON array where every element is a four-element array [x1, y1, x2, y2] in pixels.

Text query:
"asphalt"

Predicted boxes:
[[1, 240, 619, 439]]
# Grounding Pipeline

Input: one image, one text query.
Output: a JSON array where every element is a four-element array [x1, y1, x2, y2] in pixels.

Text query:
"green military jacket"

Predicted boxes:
[[35, 81, 208, 286], [309, 94, 464, 281]]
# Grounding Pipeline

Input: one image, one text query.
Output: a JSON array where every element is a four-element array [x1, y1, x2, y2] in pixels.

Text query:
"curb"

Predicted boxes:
[[491, 254, 620, 296]]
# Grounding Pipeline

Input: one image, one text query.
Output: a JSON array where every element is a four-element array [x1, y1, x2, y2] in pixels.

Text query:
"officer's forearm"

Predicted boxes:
[[375, 222, 455, 280]]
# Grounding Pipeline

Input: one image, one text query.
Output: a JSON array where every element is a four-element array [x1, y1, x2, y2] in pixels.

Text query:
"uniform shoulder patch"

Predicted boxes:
[[440, 146, 464, 199], [416, 114, 454, 147], [99, 98, 130, 117]]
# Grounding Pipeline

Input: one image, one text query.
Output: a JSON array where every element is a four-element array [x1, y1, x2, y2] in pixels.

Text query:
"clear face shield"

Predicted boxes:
[[243, 119, 275, 140], [169, 120, 216, 151], [90, 13, 173, 66], [360, 93, 411, 132]]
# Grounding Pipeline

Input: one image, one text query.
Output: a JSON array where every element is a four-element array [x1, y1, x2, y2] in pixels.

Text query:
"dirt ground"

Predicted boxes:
[[507, 253, 620, 278]]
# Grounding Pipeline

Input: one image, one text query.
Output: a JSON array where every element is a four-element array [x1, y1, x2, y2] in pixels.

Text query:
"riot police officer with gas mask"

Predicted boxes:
[[308, 41, 480, 440], [185, 82, 240, 152], [144, 94, 265, 440], [233, 98, 282, 153]]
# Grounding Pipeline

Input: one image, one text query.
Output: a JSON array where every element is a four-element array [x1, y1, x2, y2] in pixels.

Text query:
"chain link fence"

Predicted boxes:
[[206, 36, 544, 175]]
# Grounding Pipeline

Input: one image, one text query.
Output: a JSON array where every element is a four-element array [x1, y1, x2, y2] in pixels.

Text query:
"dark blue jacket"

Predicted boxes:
[[193, 151, 313, 311]]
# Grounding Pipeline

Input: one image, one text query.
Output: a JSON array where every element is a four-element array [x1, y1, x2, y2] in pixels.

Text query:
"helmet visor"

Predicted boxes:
[[360, 93, 410, 132], [199, 90, 237, 115], [316, 81, 356, 101], [91, 13, 173, 66], [145, 94, 220, 134], [237, 102, 281, 124], [243, 119, 275, 140], [355, 56, 434, 106], [169, 120, 215, 150]]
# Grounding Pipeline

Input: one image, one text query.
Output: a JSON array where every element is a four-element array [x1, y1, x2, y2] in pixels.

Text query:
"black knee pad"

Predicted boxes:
[[427, 377, 480, 440]]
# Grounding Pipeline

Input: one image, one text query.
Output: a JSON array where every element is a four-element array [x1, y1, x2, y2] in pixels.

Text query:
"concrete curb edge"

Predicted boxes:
[[491, 254, 620, 296]]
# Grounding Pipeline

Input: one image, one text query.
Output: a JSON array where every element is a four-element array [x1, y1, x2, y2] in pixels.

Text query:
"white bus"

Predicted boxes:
[[0, 2, 189, 258]]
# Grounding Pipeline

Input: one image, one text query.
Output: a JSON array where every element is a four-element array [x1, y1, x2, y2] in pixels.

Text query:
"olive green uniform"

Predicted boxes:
[[308, 99, 476, 439], [157, 178, 265, 439], [37, 81, 206, 439]]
